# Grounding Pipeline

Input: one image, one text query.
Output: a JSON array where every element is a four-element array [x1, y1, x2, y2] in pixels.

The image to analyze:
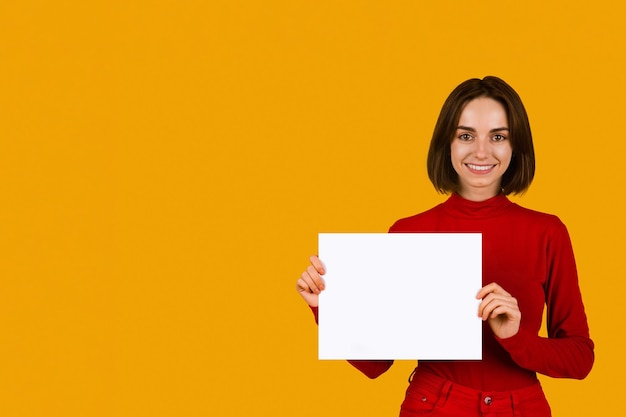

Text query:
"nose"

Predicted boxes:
[[473, 137, 489, 159]]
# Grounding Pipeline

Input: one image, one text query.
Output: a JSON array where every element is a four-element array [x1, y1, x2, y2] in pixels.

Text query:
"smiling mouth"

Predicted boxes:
[[466, 163, 496, 172]]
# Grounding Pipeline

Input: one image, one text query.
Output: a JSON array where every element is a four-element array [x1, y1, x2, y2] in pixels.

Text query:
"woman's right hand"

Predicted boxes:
[[296, 255, 326, 307]]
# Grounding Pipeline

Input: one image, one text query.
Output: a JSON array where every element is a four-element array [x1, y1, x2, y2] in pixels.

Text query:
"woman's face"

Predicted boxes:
[[450, 97, 513, 201]]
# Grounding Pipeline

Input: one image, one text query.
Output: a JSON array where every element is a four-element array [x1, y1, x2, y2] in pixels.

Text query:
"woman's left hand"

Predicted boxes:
[[476, 282, 521, 339]]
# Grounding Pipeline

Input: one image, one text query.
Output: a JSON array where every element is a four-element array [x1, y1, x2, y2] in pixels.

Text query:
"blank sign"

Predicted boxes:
[[318, 233, 482, 360]]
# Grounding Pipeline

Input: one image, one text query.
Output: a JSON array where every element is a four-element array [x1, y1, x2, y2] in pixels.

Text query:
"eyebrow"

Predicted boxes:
[[457, 126, 510, 133]]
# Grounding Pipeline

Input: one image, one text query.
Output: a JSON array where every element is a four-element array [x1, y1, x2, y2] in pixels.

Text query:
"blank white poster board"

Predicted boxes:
[[318, 233, 482, 360]]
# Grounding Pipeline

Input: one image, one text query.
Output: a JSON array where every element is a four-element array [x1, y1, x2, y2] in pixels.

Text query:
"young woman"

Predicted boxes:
[[295, 76, 594, 416]]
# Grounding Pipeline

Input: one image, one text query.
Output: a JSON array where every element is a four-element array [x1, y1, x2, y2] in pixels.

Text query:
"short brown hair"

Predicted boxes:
[[427, 76, 535, 195]]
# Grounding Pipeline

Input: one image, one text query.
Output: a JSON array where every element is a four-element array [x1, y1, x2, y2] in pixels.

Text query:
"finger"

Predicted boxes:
[[300, 267, 325, 294], [478, 292, 512, 314], [296, 275, 319, 294], [299, 271, 319, 294], [296, 277, 310, 293], [478, 295, 519, 320], [481, 302, 513, 320], [296, 278, 319, 307], [487, 304, 521, 320], [476, 282, 511, 299], [310, 255, 326, 275], [306, 265, 325, 291], [477, 292, 498, 317]]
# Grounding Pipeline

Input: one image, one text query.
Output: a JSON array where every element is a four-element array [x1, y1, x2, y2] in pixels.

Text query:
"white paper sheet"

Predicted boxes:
[[318, 233, 482, 360]]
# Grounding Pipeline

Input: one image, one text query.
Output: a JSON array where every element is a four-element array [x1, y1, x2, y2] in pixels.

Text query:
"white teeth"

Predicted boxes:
[[467, 164, 493, 171]]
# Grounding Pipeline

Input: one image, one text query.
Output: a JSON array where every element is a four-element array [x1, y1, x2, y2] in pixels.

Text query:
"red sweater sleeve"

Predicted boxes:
[[497, 222, 594, 379], [309, 306, 394, 379]]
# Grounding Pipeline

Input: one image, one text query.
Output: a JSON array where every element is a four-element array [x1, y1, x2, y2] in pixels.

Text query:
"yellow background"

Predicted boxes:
[[0, 1, 624, 415]]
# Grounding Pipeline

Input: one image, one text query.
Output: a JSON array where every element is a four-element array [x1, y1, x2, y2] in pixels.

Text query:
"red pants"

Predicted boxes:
[[400, 370, 551, 417]]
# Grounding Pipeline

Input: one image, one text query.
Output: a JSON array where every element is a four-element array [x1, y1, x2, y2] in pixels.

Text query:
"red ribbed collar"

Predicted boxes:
[[441, 193, 514, 219]]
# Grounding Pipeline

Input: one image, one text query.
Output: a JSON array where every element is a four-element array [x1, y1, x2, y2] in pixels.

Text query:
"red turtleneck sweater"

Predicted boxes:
[[311, 193, 594, 391]]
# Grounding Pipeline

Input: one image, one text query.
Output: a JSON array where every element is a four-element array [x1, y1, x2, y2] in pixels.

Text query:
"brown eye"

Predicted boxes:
[[493, 134, 506, 142], [459, 133, 472, 141]]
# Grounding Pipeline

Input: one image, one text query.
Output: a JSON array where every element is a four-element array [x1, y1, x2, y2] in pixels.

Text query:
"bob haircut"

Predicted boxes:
[[427, 76, 535, 195]]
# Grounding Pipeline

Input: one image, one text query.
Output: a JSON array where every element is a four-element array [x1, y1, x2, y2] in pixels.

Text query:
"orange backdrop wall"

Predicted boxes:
[[1, 1, 624, 416]]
